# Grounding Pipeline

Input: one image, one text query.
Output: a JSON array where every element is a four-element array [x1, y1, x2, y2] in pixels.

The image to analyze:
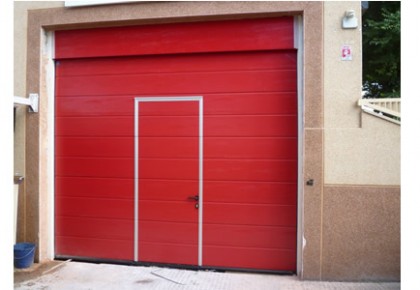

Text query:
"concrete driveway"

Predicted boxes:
[[14, 261, 400, 290]]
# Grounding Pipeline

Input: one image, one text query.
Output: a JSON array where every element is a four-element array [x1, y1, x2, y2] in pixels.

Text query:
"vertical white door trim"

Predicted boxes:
[[43, 29, 56, 260], [294, 15, 305, 278], [134, 96, 203, 266], [134, 99, 139, 262], [198, 97, 203, 266]]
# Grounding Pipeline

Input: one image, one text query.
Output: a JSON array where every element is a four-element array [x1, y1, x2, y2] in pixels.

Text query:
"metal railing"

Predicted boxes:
[[357, 98, 401, 125]]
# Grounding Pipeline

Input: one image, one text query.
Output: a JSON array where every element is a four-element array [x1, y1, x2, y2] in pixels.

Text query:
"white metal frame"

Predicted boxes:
[[294, 15, 304, 278], [44, 29, 56, 260], [134, 96, 204, 265]]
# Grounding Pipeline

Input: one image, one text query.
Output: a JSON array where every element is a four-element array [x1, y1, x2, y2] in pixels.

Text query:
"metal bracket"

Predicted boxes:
[[14, 93, 39, 113]]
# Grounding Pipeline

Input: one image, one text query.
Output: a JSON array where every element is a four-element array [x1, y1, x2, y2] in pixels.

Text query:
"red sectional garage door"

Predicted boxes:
[[55, 17, 297, 272]]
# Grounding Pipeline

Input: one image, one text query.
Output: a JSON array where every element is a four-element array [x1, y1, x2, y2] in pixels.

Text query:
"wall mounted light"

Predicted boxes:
[[342, 10, 358, 29]]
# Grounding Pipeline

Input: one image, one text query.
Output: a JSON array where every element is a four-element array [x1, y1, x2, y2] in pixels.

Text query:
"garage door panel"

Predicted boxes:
[[56, 70, 296, 97], [139, 221, 198, 245], [56, 137, 133, 158], [205, 137, 297, 159], [138, 101, 200, 116], [139, 159, 198, 180], [204, 92, 297, 115], [203, 246, 296, 271], [204, 181, 296, 204], [205, 115, 297, 137], [56, 177, 133, 199], [205, 203, 296, 227], [139, 201, 197, 223], [139, 180, 197, 201], [139, 242, 197, 265], [139, 137, 197, 158], [55, 17, 294, 59], [56, 216, 133, 241], [56, 95, 133, 117], [138, 116, 198, 137], [56, 197, 133, 220], [204, 160, 297, 182], [56, 117, 133, 137], [56, 236, 133, 261], [204, 224, 296, 249], [56, 92, 297, 117], [56, 51, 296, 77], [56, 157, 133, 178], [56, 94, 202, 117]]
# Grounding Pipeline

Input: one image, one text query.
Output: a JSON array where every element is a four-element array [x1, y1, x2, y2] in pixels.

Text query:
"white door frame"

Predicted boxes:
[[294, 15, 304, 277], [134, 96, 204, 266]]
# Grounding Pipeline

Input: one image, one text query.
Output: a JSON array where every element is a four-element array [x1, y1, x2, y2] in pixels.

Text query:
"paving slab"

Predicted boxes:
[[14, 261, 400, 290]]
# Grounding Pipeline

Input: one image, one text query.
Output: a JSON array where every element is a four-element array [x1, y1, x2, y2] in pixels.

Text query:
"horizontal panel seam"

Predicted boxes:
[[55, 91, 297, 97], [56, 68, 297, 78], [55, 235, 133, 242], [55, 90, 298, 97]]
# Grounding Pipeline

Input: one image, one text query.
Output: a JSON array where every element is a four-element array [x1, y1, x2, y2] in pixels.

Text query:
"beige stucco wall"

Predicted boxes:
[[323, 1, 400, 186], [320, 2, 400, 281], [321, 185, 400, 281], [323, 1, 362, 130], [14, 1, 63, 175], [325, 114, 401, 185], [14, 0, 64, 243]]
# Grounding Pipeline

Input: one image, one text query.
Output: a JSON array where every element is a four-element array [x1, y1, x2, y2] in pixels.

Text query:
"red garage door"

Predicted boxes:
[[55, 17, 297, 272]]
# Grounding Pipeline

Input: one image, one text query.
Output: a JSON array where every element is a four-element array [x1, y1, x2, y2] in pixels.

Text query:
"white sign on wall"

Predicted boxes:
[[341, 45, 352, 61]]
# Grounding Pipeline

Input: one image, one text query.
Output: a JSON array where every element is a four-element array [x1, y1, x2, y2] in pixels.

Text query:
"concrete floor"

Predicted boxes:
[[14, 261, 400, 290]]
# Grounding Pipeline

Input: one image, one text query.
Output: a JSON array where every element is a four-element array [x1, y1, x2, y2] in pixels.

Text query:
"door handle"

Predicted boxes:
[[187, 195, 199, 201]]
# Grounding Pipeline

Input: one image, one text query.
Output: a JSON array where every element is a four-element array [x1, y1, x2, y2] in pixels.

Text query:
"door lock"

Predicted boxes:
[[187, 195, 199, 201], [187, 195, 199, 209]]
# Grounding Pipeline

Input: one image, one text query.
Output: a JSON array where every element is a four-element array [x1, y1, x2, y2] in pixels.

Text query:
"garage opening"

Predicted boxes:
[[54, 17, 298, 272]]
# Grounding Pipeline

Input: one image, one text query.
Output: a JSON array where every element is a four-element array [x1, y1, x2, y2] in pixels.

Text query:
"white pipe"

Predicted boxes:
[[14, 184, 19, 245], [14, 175, 24, 244]]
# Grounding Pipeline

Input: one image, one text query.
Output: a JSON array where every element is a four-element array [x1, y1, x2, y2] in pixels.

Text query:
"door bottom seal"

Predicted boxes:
[[55, 255, 295, 275]]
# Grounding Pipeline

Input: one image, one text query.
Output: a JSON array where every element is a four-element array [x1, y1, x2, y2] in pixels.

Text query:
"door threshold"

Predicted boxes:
[[55, 255, 295, 275]]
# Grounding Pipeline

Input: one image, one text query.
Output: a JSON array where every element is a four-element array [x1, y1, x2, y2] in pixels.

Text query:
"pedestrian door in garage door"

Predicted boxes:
[[135, 97, 203, 266], [54, 17, 297, 272]]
